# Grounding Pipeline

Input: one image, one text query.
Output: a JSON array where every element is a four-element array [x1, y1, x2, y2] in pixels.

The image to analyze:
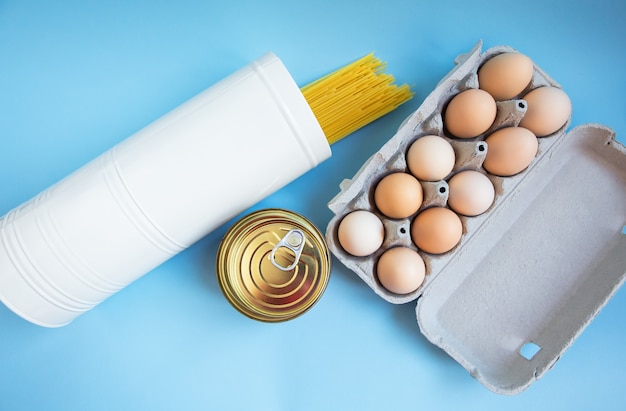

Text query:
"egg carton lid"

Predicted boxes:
[[327, 41, 626, 394], [417, 121, 626, 394]]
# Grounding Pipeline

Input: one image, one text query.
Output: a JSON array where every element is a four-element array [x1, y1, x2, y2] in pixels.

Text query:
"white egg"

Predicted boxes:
[[448, 170, 495, 216], [337, 210, 385, 256], [407, 135, 456, 181]]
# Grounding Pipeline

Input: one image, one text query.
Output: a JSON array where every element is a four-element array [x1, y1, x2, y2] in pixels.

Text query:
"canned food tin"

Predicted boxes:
[[216, 209, 331, 322]]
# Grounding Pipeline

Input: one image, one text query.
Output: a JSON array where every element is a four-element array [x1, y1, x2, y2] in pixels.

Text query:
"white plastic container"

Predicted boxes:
[[0, 53, 330, 327]]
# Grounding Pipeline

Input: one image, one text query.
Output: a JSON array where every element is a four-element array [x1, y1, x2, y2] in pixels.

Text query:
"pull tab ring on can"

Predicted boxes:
[[270, 229, 305, 271]]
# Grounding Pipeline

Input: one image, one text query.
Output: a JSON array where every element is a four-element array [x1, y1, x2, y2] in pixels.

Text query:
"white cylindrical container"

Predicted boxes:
[[0, 53, 331, 327]]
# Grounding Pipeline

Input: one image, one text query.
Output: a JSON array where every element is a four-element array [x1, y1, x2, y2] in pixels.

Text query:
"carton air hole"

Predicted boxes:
[[520, 342, 541, 360]]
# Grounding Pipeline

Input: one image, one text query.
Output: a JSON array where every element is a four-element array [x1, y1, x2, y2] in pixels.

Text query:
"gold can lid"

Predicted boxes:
[[216, 209, 331, 322]]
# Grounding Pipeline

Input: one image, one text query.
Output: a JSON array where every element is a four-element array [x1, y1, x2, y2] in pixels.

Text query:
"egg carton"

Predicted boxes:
[[326, 41, 568, 303], [325, 40, 626, 394]]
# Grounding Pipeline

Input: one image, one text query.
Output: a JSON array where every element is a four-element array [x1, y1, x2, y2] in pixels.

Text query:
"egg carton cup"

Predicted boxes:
[[326, 40, 626, 394]]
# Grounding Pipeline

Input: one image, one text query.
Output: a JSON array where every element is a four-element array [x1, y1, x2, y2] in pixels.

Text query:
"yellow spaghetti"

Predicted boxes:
[[301, 53, 413, 145]]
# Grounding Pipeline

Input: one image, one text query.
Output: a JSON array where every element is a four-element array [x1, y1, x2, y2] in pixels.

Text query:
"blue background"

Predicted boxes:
[[1, 1, 625, 410]]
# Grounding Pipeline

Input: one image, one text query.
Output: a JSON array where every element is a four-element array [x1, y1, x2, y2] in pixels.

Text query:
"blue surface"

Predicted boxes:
[[1, 1, 625, 410]]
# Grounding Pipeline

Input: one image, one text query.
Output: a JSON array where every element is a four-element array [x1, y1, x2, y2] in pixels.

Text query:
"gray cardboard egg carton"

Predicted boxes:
[[326, 41, 568, 304], [326, 40, 626, 394]]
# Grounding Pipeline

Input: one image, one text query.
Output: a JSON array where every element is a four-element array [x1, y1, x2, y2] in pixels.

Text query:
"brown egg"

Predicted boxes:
[[411, 207, 463, 254], [376, 247, 426, 294], [407, 135, 456, 181], [447, 170, 495, 216], [519, 86, 571, 137], [444, 89, 497, 138], [483, 127, 538, 176], [478, 52, 534, 100], [374, 172, 423, 219]]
